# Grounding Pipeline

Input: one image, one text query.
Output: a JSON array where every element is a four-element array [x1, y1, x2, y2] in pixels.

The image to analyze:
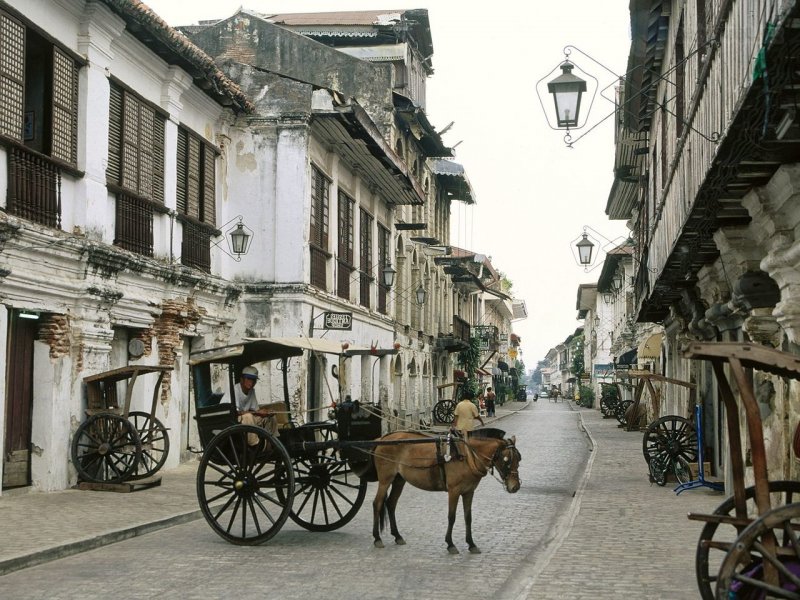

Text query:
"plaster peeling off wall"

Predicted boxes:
[[151, 298, 207, 404], [37, 314, 79, 370]]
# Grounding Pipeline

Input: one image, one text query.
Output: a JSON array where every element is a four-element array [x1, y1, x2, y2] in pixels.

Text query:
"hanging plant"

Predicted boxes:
[[458, 337, 482, 400]]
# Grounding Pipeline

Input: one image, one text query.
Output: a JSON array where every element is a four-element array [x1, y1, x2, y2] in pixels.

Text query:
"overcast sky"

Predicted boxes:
[[144, 0, 633, 366]]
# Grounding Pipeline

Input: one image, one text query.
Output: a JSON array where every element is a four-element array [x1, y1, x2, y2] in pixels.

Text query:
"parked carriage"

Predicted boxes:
[[71, 365, 172, 487], [189, 337, 520, 548]]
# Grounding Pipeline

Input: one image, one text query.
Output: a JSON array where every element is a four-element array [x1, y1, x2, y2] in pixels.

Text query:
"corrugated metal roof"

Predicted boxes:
[[428, 159, 475, 204]]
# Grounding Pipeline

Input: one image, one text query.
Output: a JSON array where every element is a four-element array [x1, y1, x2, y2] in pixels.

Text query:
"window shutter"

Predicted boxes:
[[187, 135, 200, 218], [176, 128, 188, 214], [202, 146, 215, 225], [0, 11, 25, 141], [138, 104, 155, 200], [107, 83, 123, 184], [121, 91, 140, 191], [153, 113, 164, 204], [51, 46, 77, 164]]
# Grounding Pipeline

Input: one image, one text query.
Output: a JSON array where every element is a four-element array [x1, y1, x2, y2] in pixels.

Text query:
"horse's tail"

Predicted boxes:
[[379, 499, 388, 533]]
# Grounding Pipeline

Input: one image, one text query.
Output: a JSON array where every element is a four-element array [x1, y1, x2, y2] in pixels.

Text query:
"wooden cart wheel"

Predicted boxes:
[[642, 415, 698, 465], [715, 502, 800, 600], [71, 413, 141, 483], [433, 400, 455, 424], [696, 481, 800, 600], [281, 423, 367, 532], [196, 424, 294, 546], [600, 396, 618, 418], [128, 411, 170, 480], [615, 400, 633, 425]]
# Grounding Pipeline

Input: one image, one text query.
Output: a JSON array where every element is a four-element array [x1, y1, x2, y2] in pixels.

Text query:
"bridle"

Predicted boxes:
[[490, 440, 520, 485]]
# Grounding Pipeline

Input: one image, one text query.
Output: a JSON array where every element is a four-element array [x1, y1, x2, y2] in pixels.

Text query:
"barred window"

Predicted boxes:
[[378, 224, 390, 314], [310, 164, 330, 289]]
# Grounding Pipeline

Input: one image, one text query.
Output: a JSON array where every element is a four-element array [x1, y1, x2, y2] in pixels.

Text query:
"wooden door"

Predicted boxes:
[[3, 311, 37, 488]]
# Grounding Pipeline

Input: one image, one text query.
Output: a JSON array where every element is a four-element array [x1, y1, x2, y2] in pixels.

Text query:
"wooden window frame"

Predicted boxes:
[[359, 208, 374, 309], [378, 224, 390, 314], [337, 190, 355, 300], [310, 164, 330, 289]]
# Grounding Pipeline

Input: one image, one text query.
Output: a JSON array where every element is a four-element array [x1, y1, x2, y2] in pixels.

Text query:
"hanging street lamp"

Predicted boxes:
[[547, 61, 587, 128]]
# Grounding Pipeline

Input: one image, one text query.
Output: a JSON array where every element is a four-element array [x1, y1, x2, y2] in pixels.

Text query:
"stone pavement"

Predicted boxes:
[[0, 400, 728, 599], [506, 405, 727, 600]]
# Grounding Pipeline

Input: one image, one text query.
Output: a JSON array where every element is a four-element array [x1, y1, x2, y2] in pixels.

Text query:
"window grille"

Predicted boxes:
[[378, 224, 390, 314], [7, 146, 60, 227], [180, 218, 212, 272], [115, 192, 154, 256], [337, 191, 354, 300]]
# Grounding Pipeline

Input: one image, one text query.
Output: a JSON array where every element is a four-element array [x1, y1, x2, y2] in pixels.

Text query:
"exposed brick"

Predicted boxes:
[[153, 298, 206, 402]]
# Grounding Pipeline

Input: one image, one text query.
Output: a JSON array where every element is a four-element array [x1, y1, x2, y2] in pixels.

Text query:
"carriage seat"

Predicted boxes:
[[194, 402, 237, 448]]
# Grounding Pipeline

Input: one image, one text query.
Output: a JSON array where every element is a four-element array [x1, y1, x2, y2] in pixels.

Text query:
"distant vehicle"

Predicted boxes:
[[539, 390, 548, 398]]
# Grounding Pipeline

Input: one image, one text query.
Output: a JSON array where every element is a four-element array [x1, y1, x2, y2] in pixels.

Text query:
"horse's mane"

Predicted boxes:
[[471, 427, 506, 440]]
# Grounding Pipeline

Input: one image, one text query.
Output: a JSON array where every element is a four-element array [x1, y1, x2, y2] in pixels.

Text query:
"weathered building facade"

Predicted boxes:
[[604, 0, 800, 484]]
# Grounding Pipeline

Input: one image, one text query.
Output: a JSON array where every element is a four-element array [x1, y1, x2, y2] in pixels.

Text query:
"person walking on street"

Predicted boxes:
[[484, 387, 497, 417]]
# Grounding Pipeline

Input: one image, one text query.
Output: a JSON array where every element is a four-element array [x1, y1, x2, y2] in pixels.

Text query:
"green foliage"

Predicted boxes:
[[571, 333, 585, 377], [458, 337, 482, 399], [578, 384, 595, 408]]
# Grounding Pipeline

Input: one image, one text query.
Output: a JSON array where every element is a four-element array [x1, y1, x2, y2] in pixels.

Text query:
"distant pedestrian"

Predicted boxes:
[[485, 387, 496, 417]]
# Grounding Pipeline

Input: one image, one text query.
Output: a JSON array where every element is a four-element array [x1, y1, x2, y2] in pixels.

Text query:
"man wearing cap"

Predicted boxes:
[[236, 366, 277, 444]]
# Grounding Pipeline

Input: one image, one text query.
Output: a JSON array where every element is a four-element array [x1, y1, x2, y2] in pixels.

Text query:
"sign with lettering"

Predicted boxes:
[[323, 311, 353, 330]]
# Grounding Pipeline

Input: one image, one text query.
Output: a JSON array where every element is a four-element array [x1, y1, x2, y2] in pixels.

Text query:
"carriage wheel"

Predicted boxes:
[[642, 416, 698, 465], [715, 502, 800, 600], [615, 400, 633, 425], [71, 413, 141, 483], [696, 481, 800, 600], [649, 456, 668, 487], [600, 396, 618, 417], [433, 400, 455, 424], [128, 411, 170, 480], [282, 424, 367, 532], [196, 425, 294, 546]]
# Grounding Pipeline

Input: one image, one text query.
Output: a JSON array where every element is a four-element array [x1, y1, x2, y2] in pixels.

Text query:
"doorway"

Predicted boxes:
[[3, 310, 38, 489]]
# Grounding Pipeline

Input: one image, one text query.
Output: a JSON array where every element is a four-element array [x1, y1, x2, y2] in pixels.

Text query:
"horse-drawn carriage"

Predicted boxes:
[[190, 338, 521, 551]]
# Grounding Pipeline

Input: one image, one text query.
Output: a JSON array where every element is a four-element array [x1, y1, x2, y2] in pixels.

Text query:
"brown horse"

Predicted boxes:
[[370, 429, 521, 554]]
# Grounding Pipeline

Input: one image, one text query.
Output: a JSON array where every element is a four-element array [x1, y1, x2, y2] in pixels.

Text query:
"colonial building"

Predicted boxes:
[[0, 0, 252, 491], [604, 0, 800, 483]]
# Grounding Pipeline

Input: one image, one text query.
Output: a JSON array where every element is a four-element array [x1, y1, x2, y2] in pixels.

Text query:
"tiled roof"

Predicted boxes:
[[101, 0, 253, 113]]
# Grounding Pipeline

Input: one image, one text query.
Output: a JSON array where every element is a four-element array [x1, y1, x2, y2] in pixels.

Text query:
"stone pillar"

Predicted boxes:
[[75, 3, 125, 243], [742, 164, 800, 343]]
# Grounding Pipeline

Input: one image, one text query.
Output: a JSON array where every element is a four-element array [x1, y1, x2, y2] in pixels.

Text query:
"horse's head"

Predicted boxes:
[[493, 436, 521, 493]]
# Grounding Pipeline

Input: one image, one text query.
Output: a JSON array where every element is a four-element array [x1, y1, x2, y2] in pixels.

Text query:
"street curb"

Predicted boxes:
[[504, 409, 597, 600], [0, 509, 203, 576]]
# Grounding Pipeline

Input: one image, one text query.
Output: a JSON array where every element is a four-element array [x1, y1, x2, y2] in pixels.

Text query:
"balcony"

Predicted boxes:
[[436, 315, 471, 353]]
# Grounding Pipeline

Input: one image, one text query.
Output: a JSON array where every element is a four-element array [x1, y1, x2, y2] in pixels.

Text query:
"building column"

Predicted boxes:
[[742, 164, 800, 343]]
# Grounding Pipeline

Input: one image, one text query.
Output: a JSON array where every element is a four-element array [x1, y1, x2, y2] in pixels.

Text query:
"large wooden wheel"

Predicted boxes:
[[196, 425, 294, 545], [615, 400, 633, 425], [642, 415, 698, 465], [715, 502, 800, 599], [282, 423, 367, 532], [696, 481, 800, 600], [433, 400, 455, 424], [128, 411, 170, 480], [71, 413, 141, 483]]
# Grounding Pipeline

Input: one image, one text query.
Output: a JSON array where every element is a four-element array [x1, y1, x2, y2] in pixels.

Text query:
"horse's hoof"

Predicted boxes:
[[447, 546, 460, 555], [469, 546, 482, 554], [395, 537, 406, 546], [374, 540, 385, 549]]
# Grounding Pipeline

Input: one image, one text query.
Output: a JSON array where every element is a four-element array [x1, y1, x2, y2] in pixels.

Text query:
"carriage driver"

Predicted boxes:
[[236, 366, 278, 445]]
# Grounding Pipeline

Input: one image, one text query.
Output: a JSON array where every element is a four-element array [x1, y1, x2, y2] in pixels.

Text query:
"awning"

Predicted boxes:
[[616, 348, 638, 367], [476, 368, 491, 377], [638, 332, 664, 359]]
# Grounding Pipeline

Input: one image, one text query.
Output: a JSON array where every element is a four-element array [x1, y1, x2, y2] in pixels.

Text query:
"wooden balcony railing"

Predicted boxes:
[[180, 217, 212, 273], [337, 260, 353, 301], [310, 246, 328, 289], [7, 146, 61, 228], [114, 192, 154, 257]]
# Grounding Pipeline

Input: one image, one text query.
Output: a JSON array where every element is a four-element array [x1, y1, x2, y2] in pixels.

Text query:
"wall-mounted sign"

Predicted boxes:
[[323, 311, 352, 330]]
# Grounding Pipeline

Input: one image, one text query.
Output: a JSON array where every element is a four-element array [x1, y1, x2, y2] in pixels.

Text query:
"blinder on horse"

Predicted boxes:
[[491, 440, 521, 483]]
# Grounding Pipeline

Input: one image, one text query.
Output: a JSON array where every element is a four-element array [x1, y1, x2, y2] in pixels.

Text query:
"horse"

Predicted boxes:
[[369, 428, 521, 554]]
